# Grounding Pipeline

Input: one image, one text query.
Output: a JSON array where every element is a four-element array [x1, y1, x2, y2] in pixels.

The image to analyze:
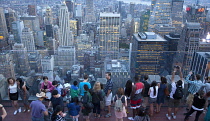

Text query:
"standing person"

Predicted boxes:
[[70, 81, 79, 100], [141, 75, 150, 109], [48, 90, 64, 111], [0, 104, 7, 120], [203, 77, 210, 111], [40, 76, 54, 100], [92, 81, 103, 118], [81, 84, 92, 121], [124, 80, 133, 113], [184, 90, 206, 121], [156, 77, 167, 113], [7, 77, 21, 115], [128, 75, 144, 120], [166, 68, 184, 120], [30, 92, 48, 121], [204, 91, 210, 121], [148, 81, 159, 116], [185, 72, 204, 111], [134, 107, 150, 121], [52, 81, 63, 95], [16, 78, 30, 112], [51, 105, 66, 121], [104, 72, 113, 118], [79, 75, 91, 96], [67, 97, 80, 121], [113, 88, 127, 121]]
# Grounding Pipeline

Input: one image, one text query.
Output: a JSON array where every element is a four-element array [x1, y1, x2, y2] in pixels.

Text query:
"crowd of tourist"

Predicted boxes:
[[2, 66, 210, 121]]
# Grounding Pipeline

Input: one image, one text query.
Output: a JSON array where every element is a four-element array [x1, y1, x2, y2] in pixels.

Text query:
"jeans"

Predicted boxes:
[[184, 107, 203, 121], [93, 102, 101, 114], [32, 117, 44, 121]]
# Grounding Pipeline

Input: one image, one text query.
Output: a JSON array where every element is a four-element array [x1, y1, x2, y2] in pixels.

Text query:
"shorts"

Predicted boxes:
[[9, 92, 18, 100], [130, 99, 142, 109], [168, 98, 181, 108], [105, 92, 112, 106], [142, 97, 149, 108], [157, 95, 165, 104], [149, 97, 157, 104], [186, 93, 194, 105]]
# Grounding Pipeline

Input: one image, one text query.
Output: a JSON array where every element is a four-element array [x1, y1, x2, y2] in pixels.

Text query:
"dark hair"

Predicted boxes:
[[52, 90, 58, 96], [84, 74, 89, 79], [72, 97, 79, 105], [151, 81, 157, 96], [51, 105, 62, 121], [177, 80, 182, 86], [206, 91, 210, 97], [134, 75, 139, 82], [106, 72, 111, 77], [137, 107, 148, 116], [73, 81, 78, 86], [52, 81, 58, 86], [196, 74, 201, 80], [161, 77, 167, 84], [7, 77, 15, 84], [16, 78, 24, 89], [144, 75, 148, 80], [100, 84, 104, 89], [43, 76, 48, 80], [84, 84, 89, 91], [125, 80, 132, 97], [197, 90, 205, 99]]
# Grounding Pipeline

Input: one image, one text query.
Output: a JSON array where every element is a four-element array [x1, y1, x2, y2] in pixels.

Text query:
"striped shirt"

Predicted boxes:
[[185, 74, 204, 94], [104, 79, 113, 94]]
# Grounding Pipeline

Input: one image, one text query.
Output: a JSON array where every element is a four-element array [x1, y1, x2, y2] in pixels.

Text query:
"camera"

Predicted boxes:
[[174, 65, 180, 69]]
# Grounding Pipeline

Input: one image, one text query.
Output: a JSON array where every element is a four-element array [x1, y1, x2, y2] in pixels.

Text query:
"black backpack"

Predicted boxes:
[[173, 85, 183, 100]]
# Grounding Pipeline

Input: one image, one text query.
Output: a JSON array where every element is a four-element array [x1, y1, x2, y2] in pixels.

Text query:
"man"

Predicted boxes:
[[52, 81, 63, 95], [79, 74, 91, 96], [185, 71, 204, 111], [141, 75, 150, 109], [104, 72, 113, 118], [48, 90, 64, 111], [0, 104, 7, 121], [30, 92, 48, 121], [128, 75, 144, 120], [166, 67, 184, 120]]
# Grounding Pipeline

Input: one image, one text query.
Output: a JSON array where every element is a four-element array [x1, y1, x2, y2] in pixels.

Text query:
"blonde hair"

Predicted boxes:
[[93, 81, 101, 92]]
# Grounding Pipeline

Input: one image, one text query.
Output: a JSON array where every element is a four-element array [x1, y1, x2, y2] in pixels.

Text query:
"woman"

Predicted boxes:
[[82, 84, 92, 121], [16, 78, 30, 112], [156, 77, 167, 113], [124, 80, 133, 113], [51, 105, 66, 121], [7, 77, 21, 115], [148, 81, 159, 116], [40, 76, 54, 100], [92, 81, 103, 118]]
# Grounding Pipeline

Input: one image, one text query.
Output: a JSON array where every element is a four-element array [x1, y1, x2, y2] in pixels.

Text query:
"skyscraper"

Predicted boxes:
[[0, 7, 8, 48], [28, 5, 36, 16], [84, 0, 96, 23], [45, 7, 53, 38], [21, 27, 35, 52], [4, 8, 16, 33], [59, 4, 73, 46], [11, 20, 24, 43], [0, 52, 15, 78], [65, 0, 74, 18], [130, 2, 135, 18], [99, 13, 120, 59]]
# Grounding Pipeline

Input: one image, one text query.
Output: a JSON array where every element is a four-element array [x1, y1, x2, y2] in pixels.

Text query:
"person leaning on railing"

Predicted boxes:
[[0, 104, 7, 121]]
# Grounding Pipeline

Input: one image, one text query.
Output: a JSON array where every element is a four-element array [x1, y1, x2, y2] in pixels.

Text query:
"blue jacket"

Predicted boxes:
[[67, 102, 80, 116]]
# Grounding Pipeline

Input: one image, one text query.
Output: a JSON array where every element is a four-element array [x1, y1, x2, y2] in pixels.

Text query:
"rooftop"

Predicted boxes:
[[100, 12, 120, 17], [133, 32, 167, 42]]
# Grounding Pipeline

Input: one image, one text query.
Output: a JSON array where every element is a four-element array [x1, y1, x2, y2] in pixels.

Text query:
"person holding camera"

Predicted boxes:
[[0, 104, 7, 121]]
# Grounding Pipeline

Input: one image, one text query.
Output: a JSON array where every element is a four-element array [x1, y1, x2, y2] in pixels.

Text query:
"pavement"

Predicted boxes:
[[0, 100, 206, 121]]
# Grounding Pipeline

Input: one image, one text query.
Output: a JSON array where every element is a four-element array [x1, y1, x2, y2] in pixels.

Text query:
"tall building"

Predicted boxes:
[[41, 55, 54, 73], [59, 4, 73, 46], [11, 20, 24, 43], [84, 0, 96, 23], [132, 32, 168, 76], [99, 13, 120, 59], [171, 0, 184, 33], [28, 5, 36, 16], [65, 0, 74, 18], [20, 16, 40, 32], [130, 2, 135, 18], [4, 8, 16, 33], [149, 0, 172, 31], [21, 27, 35, 52], [154, 24, 175, 37], [139, 9, 150, 32], [12, 43, 30, 76], [45, 7, 52, 25], [0, 7, 8, 48], [0, 52, 15, 78], [177, 22, 201, 75]]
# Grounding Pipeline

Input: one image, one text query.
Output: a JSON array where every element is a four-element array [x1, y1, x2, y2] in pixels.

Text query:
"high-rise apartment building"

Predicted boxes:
[[132, 32, 168, 76], [20, 16, 40, 32], [59, 4, 73, 46], [0, 52, 15, 78], [11, 20, 24, 43], [99, 13, 120, 59], [65, 0, 74, 18], [28, 5, 36, 16], [0, 7, 8, 48], [84, 0, 96, 23], [21, 27, 35, 52]]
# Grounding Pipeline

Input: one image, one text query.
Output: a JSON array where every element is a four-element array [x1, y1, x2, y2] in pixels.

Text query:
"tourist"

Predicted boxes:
[[82, 84, 92, 121], [40, 76, 54, 100], [148, 81, 159, 116], [67, 97, 80, 121], [51, 105, 66, 121], [141, 75, 150, 109], [48, 90, 64, 111], [156, 77, 167, 113], [79, 75, 91, 96], [70, 81, 79, 100]]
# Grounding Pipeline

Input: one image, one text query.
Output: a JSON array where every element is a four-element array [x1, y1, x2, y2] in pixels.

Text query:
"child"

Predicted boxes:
[[67, 97, 80, 121], [70, 81, 79, 100], [184, 90, 206, 121], [148, 81, 159, 116], [51, 105, 66, 121], [113, 88, 127, 121], [134, 107, 150, 121]]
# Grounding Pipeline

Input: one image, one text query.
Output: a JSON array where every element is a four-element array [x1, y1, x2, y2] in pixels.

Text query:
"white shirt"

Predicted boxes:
[[149, 86, 158, 98], [170, 81, 184, 99], [8, 82, 17, 93]]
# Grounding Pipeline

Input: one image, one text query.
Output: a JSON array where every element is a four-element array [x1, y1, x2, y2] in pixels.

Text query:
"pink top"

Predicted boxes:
[[41, 81, 54, 92]]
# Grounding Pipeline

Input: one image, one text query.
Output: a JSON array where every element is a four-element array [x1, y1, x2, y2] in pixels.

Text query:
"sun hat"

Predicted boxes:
[[36, 92, 46, 98]]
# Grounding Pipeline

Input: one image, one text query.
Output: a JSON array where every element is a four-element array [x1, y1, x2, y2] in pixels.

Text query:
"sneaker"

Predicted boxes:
[[18, 107, 21, 113], [128, 117, 134, 120], [172, 113, 176, 119], [27, 109, 30, 112], [14, 110, 18, 115], [104, 113, 111, 118], [166, 114, 171, 120]]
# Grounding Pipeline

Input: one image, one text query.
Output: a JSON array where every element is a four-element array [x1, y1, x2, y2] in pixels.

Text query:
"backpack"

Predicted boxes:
[[114, 95, 124, 112], [173, 85, 183, 100]]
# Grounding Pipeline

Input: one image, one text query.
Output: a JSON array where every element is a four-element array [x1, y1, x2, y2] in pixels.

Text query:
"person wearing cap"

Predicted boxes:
[[30, 92, 48, 121], [0, 104, 7, 121]]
